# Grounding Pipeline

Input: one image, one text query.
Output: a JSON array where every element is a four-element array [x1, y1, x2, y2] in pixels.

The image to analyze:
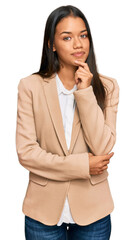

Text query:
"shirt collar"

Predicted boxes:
[[56, 73, 77, 95]]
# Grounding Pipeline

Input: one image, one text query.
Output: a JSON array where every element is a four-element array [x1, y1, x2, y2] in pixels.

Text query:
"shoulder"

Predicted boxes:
[[17, 74, 47, 102], [99, 73, 119, 92], [99, 74, 120, 110], [99, 73, 120, 101], [18, 73, 56, 90], [17, 73, 44, 91]]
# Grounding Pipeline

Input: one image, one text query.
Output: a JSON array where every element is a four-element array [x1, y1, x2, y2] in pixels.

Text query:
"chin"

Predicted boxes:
[[76, 57, 87, 62]]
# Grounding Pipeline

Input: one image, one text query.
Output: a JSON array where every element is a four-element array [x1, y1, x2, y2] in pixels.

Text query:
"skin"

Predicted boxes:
[[53, 16, 92, 90], [53, 16, 114, 175]]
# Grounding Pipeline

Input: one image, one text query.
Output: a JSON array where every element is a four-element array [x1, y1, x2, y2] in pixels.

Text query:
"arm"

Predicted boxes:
[[15, 78, 90, 182], [73, 77, 119, 155]]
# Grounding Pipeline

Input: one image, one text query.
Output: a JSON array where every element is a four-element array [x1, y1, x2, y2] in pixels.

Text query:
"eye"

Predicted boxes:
[[63, 36, 71, 41], [80, 34, 88, 38]]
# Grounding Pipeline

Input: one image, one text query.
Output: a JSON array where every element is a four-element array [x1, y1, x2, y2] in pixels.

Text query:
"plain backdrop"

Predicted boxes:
[[0, 0, 135, 239]]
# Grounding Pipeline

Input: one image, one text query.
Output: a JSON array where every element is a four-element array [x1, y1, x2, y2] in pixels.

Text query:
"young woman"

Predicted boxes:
[[16, 5, 119, 240]]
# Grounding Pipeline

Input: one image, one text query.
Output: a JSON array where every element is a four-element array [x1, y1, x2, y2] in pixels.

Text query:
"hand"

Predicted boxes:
[[74, 60, 93, 90], [88, 152, 114, 175]]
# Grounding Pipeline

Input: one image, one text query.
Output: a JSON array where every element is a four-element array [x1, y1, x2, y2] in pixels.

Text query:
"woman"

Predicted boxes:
[[16, 5, 119, 240]]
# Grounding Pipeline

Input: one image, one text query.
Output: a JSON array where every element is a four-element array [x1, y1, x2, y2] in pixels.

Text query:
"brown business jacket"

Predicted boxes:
[[16, 73, 119, 226]]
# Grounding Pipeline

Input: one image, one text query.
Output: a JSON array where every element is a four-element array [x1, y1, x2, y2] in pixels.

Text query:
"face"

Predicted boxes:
[[53, 16, 90, 68]]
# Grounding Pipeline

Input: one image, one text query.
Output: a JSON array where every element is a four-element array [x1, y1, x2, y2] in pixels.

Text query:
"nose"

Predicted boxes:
[[73, 37, 82, 49]]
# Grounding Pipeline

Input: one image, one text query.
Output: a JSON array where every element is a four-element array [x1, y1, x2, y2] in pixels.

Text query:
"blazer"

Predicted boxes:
[[16, 72, 119, 226]]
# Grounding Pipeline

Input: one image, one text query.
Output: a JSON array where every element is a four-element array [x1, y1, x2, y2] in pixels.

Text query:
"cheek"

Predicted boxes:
[[85, 40, 90, 51], [56, 43, 71, 57], [84, 41, 90, 59]]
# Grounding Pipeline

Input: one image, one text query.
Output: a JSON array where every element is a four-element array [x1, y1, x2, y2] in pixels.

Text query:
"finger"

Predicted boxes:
[[75, 72, 88, 79], [74, 73, 87, 84], [108, 152, 114, 157], [75, 71, 87, 76], [75, 78, 79, 84], [102, 152, 114, 161], [102, 165, 108, 170], [77, 66, 89, 74], [102, 160, 110, 166], [74, 60, 89, 70], [75, 70, 92, 79], [89, 153, 94, 157], [98, 170, 103, 175], [99, 161, 109, 170]]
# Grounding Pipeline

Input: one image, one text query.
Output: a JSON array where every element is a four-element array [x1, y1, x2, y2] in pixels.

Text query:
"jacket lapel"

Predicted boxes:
[[69, 105, 81, 154], [42, 75, 81, 156]]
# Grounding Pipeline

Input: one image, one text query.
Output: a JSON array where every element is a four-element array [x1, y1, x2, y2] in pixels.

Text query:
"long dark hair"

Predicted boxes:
[[33, 5, 106, 110]]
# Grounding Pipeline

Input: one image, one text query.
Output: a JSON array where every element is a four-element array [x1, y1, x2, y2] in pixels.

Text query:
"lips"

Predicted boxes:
[[72, 51, 85, 57]]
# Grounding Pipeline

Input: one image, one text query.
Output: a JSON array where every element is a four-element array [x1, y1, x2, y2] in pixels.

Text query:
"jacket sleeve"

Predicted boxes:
[[16, 78, 90, 182], [73, 77, 119, 155]]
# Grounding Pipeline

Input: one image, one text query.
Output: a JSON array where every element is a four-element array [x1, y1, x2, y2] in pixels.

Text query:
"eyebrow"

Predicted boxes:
[[60, 29, 87, 35]]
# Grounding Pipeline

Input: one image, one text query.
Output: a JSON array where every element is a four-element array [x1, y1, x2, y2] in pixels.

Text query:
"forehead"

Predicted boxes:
[[55, 16, 86, 34]]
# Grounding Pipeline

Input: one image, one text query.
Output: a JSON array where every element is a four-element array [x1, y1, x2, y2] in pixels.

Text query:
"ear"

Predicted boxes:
[[48, 41, 56, 52]]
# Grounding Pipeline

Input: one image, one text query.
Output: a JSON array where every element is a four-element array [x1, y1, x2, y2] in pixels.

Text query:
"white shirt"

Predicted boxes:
[[55, 73, 77, 226]]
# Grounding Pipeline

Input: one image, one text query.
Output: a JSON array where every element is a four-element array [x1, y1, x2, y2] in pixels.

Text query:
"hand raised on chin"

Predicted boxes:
[[74, 60, 93, 90]]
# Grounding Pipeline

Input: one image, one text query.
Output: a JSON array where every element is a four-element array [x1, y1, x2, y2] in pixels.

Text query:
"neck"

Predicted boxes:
[[57, 65, 77, 90]]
